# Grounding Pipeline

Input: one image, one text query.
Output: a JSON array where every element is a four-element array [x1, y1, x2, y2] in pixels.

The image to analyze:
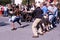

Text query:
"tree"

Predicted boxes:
[[0, 0, 11, 5], [22, 0, 27, 5], [22, 0, 35, 5], [30, 0, 35, 3]]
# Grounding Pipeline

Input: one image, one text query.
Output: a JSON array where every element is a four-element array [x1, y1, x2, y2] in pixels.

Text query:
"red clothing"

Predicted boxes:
[[0, 10, 2, 16]]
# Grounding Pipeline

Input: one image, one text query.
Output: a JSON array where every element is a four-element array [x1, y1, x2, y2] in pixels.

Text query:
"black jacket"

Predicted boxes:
[[32, 7, 43, 18]]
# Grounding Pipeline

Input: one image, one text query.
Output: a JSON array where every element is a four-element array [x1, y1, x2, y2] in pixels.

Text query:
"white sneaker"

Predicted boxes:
[[50, 24, 53, 28]]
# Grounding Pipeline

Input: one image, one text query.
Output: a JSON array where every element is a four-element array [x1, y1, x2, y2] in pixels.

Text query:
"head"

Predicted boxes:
[[16, 6, 19, 11], [35, 1, 41, 8], [40, 3, 43, 8], [43, 3, 47, 6]]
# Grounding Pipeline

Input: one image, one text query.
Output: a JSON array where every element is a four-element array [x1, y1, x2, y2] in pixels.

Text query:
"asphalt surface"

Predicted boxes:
[[0, 16, 60, 40]]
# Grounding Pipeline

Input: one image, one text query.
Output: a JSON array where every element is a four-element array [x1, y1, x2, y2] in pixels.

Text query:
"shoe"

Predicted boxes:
[[53, 25, 57, 28], [50, 25, 53, 29], [20, 24, 22, 25], [11, 28, 17, 30], [45, 28, 50, 32], [38, 33, 44, 35], [43, 31, 46, 33], [32, 36, 39, 38], [46, 30, 50, 32]]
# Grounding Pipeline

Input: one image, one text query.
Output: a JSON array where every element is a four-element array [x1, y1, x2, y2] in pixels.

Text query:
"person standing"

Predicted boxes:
[[3, 6, 8, 17], [0, 5, 2, 16], [32, 5, 44, 38]]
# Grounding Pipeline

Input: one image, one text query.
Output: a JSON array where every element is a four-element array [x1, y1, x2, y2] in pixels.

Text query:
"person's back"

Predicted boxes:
[[33, 7, 43, 18]]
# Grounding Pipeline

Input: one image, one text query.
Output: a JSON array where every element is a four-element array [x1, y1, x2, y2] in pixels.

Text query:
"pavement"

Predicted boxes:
[[0, 16, 60, 40]]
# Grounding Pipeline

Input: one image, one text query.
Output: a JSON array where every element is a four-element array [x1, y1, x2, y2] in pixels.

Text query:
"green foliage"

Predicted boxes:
[[22, 0, 35, 5], [22, 0, 27, 5], [0, 0, 11, 5]]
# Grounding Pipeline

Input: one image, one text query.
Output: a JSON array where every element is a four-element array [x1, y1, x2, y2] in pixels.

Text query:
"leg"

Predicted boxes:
[[38, 28, 43, 34], [11, 22, 17, 30], [49, 15, 54, 28], [17, 21, 22, 25], [32, 18, 41, 37], [38, 23, 44, 35]]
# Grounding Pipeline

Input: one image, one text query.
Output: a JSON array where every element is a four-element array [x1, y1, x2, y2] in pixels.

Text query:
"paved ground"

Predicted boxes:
[[0, 16, 60, 40]]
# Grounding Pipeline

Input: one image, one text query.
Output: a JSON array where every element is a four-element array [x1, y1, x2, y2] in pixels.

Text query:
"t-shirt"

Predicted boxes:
[[48, 6, 53, 14], [42, 6, 48, 15]]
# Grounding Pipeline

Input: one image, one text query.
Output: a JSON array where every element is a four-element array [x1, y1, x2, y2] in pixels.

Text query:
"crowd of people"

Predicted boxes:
[[0, 2, 60, 38]]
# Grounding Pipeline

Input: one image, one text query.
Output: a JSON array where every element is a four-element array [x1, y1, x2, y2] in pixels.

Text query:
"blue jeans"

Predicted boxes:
[[4, 11, 8, 16], [49, 15, 54, 23]]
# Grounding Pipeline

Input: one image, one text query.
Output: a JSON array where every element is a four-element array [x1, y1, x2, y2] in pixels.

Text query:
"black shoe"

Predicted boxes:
[[53, 24, 57, 28], [19, 23, 22, 25], [32, 36, 39, 38], [45, 29, 50, 32], [11, 28, 17, 31]]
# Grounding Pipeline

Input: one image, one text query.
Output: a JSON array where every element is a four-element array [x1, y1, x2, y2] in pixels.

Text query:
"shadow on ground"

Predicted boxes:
[[0, 22, 10, 26], [17, 24, 30, 28]]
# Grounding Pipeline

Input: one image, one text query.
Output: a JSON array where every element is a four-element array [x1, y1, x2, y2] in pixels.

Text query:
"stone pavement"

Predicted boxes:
[[0, 17, 60, 40]]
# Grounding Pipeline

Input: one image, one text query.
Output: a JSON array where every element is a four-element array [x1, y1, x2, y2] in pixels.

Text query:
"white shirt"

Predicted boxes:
[[53, 6, 58, 17], [48, 6, 54, 14], [4, 6, 8, 11]]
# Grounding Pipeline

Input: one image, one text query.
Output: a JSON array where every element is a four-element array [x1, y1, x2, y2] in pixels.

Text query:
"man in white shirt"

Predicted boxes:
[[4, 6, 8, 16], [47, 3, 54, 28], [48, 3, 54, 23]]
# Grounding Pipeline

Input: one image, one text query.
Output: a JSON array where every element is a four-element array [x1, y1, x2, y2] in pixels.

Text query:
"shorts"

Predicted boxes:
[[12, 17, 20, 23]]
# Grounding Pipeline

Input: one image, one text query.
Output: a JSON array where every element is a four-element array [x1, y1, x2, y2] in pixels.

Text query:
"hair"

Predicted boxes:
[[43, 3, 47, 6], [49, 3, 53, 7], [16, 6, 19, 8]]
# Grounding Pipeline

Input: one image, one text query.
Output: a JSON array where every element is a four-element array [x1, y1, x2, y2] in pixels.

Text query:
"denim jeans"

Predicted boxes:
[[4, 11, 8, 16]]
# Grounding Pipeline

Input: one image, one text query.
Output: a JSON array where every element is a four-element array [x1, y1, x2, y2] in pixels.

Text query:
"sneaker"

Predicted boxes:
[[43, 31, 46, 33], [32, 36, 39, 38], [38, 33, 44, 35], [50, 25, 53, 29], [11, 28, 17, 30]]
